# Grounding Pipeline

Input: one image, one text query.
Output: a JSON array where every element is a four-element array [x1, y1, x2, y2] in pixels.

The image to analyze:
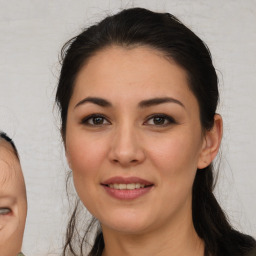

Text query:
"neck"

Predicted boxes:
[[101, 212, 204, 256]]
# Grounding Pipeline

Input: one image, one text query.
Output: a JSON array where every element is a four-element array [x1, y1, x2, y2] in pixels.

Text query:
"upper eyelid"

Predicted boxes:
[[81, 113, 111, 124], [81, 113, 108, 120], [80, 113, 176, 124], [0, 207, 11, 212], [145, 113, 175, 121], [144, 114, 176, 125]]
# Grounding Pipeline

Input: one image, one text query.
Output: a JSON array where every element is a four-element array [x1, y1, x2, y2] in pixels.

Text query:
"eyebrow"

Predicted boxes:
[[75, 97, 112, 108], [138, 97, 185, 108], [74, 96, 185, 109]]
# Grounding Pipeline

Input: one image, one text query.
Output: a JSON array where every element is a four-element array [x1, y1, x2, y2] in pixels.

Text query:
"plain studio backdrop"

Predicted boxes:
[[0, 1, 255, 255]]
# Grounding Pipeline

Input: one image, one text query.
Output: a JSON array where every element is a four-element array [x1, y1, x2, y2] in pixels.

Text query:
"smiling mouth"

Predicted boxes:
[[104, 183, 153, 190], [101, 176, 154, 199]]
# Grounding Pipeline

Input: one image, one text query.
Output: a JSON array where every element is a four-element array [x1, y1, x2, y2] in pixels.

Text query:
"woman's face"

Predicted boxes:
[[65, 46, 208, 235], [0, 140, 27, 255]]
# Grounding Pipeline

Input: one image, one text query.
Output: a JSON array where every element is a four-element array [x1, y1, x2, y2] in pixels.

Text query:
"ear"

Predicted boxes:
[[65, 146, 72, 169], [197, 114, 223, 169], [61, 131, 71, 168]]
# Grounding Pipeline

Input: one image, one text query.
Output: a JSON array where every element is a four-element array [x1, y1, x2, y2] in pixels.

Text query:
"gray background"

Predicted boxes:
[[0, 1, 255, 255]]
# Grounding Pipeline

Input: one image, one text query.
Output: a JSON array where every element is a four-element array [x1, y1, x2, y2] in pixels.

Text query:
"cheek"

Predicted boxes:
[[146, 132, 202, 216], [0, 214, 19, 246], [149, 132, 201, 170], [65, 131, 114, 217], [66, 132, 109, 185], [146, 129, 202, 196]]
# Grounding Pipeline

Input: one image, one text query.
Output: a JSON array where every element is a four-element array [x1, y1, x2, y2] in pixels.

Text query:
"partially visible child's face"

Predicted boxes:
[[0, 139, 27, 256]]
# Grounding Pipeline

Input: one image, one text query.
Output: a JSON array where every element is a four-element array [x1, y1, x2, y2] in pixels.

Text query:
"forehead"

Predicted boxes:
[[72, 46, 193, 104], [79, 45, 186, 82], [0, 142, 19, 186]]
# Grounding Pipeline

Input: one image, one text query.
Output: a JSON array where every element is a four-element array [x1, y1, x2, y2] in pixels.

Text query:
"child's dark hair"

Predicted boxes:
[[0, 132, 19, 159]]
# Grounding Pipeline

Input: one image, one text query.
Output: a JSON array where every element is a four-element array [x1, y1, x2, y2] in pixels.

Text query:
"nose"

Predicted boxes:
[[108, 124, 146, 167]]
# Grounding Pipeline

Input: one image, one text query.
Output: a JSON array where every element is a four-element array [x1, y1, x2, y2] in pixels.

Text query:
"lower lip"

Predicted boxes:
[[102, 185, 153, 200]]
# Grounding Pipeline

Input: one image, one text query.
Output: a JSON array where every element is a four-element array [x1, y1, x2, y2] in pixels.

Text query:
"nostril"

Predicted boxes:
[[112, 158, 138, 165]]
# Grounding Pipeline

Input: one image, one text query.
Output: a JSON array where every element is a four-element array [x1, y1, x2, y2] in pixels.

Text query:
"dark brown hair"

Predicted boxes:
[[56, 8, 256, 256]]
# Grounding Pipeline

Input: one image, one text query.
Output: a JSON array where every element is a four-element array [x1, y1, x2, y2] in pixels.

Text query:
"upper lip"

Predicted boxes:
[[101, 176, 153, 186]]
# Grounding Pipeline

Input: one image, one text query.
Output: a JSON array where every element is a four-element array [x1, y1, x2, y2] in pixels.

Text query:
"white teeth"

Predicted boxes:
[[119, 184, 126, 190], [135, 183, 141, 189], [113, 184, 119, 189], [108, 183, 147, 190], [127, 184, 135, 189]]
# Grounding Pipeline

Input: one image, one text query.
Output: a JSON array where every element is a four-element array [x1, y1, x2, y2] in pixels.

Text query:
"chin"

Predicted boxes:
[[99, 211, 154, 235], [103, 222, 150, 235]]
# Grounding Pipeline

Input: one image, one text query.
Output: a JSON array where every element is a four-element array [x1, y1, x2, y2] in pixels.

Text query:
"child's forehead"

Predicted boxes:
[[0, 158, 14, 181], [0, 143, 20, 186], [0, 138, 16, 155], [0, 139, 18, 163], [0, 160, 16, 189]]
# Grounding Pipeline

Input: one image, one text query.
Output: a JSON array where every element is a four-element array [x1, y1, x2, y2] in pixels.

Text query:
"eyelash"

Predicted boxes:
[[144, 114, 176, 127], [81, 114, 111, 126], [81, 113, 176, 127]]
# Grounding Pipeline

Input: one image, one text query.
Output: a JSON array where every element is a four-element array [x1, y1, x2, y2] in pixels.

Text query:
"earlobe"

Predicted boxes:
[[197, 114, 223, 169], [65, 149, 72, 169]]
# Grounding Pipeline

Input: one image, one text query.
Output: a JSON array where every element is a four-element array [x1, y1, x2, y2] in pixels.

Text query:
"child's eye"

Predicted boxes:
[[81, 114, 111, 126], [0, 208, 11, 215], [144, 114, 176, 126]]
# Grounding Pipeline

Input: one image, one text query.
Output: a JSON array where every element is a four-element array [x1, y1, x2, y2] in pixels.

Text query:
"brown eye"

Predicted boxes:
[[152, 116, 166, 125], [91, 116, 105, 125], [81, 114, 111, 126], [145, 114, 176, 126]]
